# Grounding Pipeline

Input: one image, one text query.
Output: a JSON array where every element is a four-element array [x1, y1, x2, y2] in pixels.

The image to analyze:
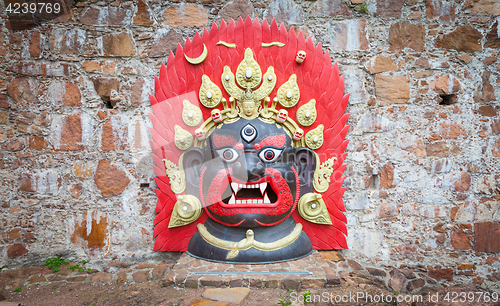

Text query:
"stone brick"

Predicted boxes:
[[134, 0, 154, 26], [50, 29, 85, 55], [474, 222, 500, 253], [452, 172, 471, 191], [365, 55, 398, 74], [47, 81, 81, 107], [426, 0, 456, 24], [439, 122, 465, 139], [92, 77, 120, 102], [451, 229, 471, 249], [28, 136, 47, 150], [264, 275, 282, 288], [301, 277, 325, 288], [29, 30, 42, 58], [493, 139, 500, 157], [319, 250, 345, 261], [425, 141, 459, 157], [389, 21, 425, 52], [162, 271, 175, 287], [69, 183, 83, 198], [7, 244, 27, 258], [73, 161, 93, 178], [375, 75, 410, 105], [367, 268, 387, 277], [132, 270, 149, 283], [71, 211, 109, 252], [219, 0, 254, 22], [163, 3, 208, 27], [309, 0, 350, 17], [2, 139, 25, 152], [485, 21, 500, 49], [200, 275, 223, 287], [80, 6, 130, 26], [52, 114, 83, 151], [492, 120, 500, 135], [2, 228, 21, 242], [8, 62, 71, 77], [389, 269, 407, 292], [379, 201, 399, 217], [282, 275, 301, 289], [435, 26, 482, 52], [7, 78, 37, 104], [347, 259, 364, 271], [94, 160, 130, 197], [116, 270, 128, 284], [431, 74, 461, 95], [101, 116, 128, 151], [428, 268, 453, 281], [464, 0, 500, 15], [90, 272, 113, 283], [375, 0, 404, 17], [264, 0, 304, 25], [380, 163, 395, 188], [101, 32, 135, 57], [327, 19, 368, 51], [458, 264, 476, 270], [149, 30, 184, 58], [406, 278, 425, 292], [152, 263, 169, 279], [0, 95, 9, 109]]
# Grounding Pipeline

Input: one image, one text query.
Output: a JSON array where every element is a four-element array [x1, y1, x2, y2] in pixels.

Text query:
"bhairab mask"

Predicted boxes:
[[149, 17, 350, 263]]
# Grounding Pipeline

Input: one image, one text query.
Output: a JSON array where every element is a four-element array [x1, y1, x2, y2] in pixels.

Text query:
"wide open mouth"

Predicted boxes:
[[219, 176, 279, 208]]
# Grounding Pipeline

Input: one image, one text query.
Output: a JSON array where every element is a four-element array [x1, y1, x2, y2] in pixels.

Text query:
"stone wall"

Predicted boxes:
[[0, 0, 499, 292]]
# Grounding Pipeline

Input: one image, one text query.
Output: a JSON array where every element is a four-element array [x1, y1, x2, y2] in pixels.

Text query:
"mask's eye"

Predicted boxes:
[[259, 148, 283, 163], [216, 148, 239, 163]]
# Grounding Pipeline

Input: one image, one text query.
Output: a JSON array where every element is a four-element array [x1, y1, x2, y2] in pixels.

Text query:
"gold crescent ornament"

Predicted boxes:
[[184, 44, 208, 65]]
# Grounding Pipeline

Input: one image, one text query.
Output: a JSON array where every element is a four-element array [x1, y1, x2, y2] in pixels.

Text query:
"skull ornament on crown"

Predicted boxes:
[[149, 17, 350, 263]]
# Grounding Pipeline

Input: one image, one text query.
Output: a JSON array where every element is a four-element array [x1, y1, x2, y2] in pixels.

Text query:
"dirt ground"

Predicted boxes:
[[3, 278, 500, 306]]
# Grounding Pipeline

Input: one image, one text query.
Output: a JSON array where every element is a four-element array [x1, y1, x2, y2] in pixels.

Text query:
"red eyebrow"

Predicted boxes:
[[256, 135, 286, 149], [213, 134, 238, 148]]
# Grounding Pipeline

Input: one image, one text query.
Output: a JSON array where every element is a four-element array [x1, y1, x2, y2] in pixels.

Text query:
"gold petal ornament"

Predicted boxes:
[[296, 99, 317, 127], [199, 75, 222, 108], [174, 125, 193, 150], [253, 66, 277, 102], [221, 66, 244, 101], [184, 44, 208, 65], [305, 124, 324, 150], [182, 100, 203, 127], [168, 195, 203, 228], [163, 159, 186, 194], [236, 48, 262, 89], [297, 193, 332, 225], [277, 74, 300, 108], [313, 155, 337, 193]]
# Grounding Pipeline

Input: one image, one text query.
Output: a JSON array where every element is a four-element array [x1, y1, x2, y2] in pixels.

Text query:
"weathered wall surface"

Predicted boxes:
[[0, 0, 499, 291]]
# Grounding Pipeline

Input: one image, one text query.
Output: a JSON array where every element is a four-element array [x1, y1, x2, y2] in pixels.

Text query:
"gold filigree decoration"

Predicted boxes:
[[305, 124, 324, 150], [313, 154, 338, 193], [197, 223, 303, 259], [297, 193, 332, 225], [182, 100, 203, 127], [168, 195, 202, 228], [277, 74, 300, 108], [253, 66, 277, 102], [174, 125, 193, 150], [236, 48, 262, 89], [221, 66, 244, 101], [262, 42, 285, 47], [162, 158, 186, 194], [184, 44, 208, 65], [217, 41, 236, 48], [199, 75, 222, 108], [296, 99, 317, 127]]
